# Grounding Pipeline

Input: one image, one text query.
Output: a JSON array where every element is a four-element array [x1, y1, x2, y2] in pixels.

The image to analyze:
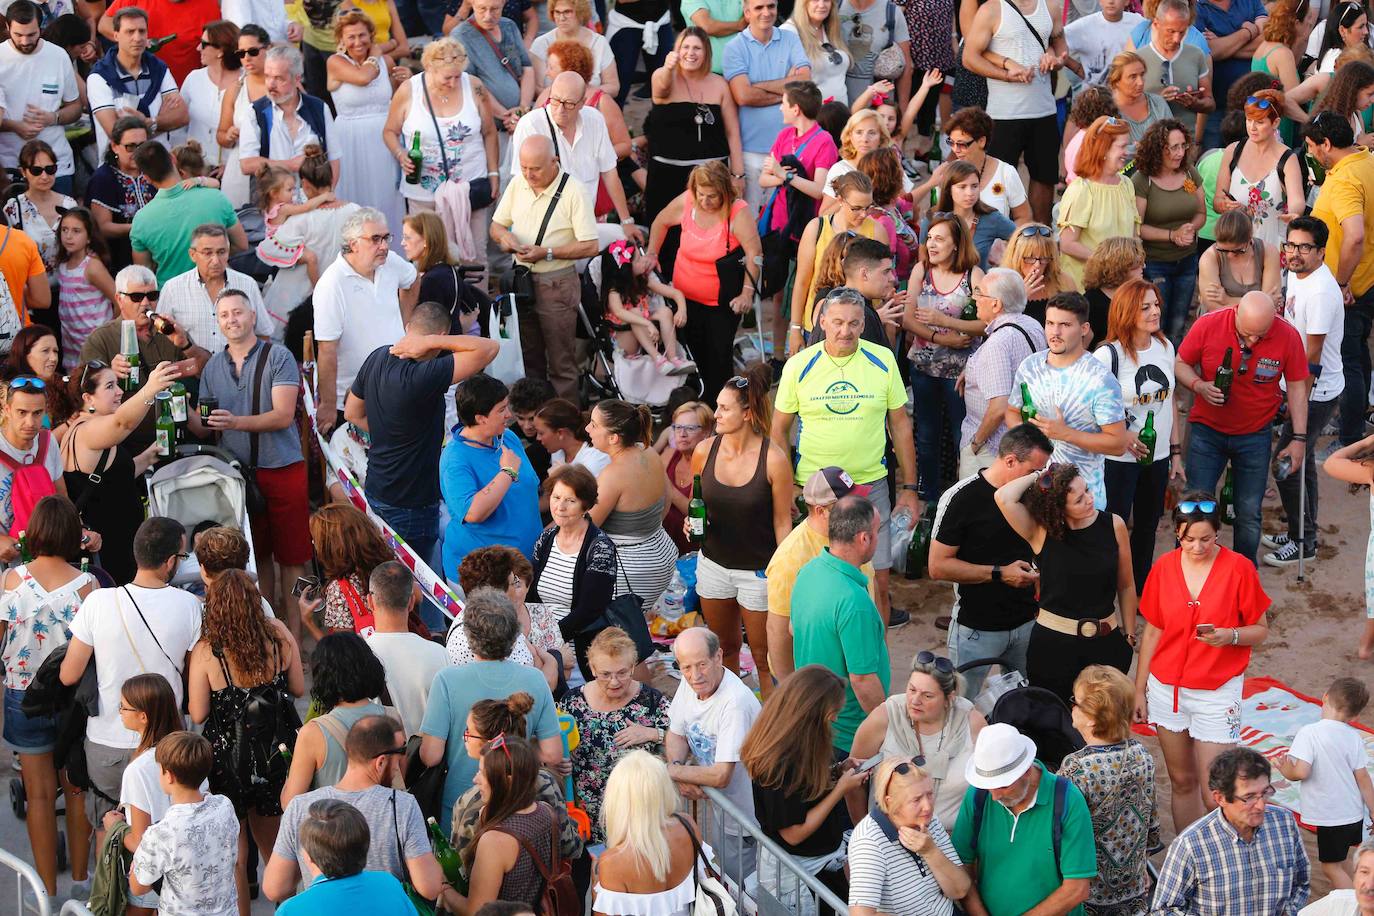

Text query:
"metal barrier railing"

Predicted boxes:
[[0, 847, 51, 916], [691, 786, 848, 916], [59, 901, 94, 916]]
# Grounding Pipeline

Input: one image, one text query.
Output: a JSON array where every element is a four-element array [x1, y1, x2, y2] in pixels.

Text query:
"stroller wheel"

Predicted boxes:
[[56, 830, 67, 872], [9, 776, 25, 819]]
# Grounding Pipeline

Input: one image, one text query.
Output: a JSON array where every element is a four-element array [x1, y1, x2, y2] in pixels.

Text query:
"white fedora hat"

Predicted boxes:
[[964, 723, 1038, 790]]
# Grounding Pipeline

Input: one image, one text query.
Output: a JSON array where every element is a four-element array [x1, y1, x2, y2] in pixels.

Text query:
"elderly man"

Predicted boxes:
[[160, 224, 274, 352], [237, 43, 341, 184], [87, 6, 189, 160], [490, 134, 599, 401], [511, 71, 642, 243], [129, 141, 247, 285], [1131, 0, 1215, 136], [314, 207, 419, 436], [960, 268, 1046, 477], [1153, 748, 1310, 916], [453, 0, 535, 132], [0, 1, 83, 195], [1176, 291, 1309, 564], [1299, 842, 1374, 916], [666, 626, 762, 885]]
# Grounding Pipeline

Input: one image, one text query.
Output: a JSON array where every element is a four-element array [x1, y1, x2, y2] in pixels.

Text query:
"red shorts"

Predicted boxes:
[[248, 461, 312, 566]]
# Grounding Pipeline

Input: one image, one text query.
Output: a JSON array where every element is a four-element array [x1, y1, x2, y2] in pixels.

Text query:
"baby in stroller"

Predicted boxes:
[[603, 239, 695, 377]]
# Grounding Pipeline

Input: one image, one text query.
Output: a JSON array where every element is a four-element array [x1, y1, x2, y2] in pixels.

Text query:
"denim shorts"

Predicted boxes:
[[3, 686, 58, 754]]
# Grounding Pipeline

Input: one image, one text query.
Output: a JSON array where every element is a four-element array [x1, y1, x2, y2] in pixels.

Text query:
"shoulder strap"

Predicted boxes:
[[248, 343, 272, 471], [391, 789, 408, 873], [673, 812, 721, 881], [991, 319, 1036, 353], [1051, 773, 1068, 879], [337, 578, 372, 632], [971, 788, 987, 850], [885, 0, 896, 40], [64, 423, 114, 515], [314, 709, 351, 749], [1003, 0, 1048, 50], [470, 19, 521, 81], [543, 107, 561, 162], [420, 74, 453, 182], [211, 644, 236, 687], [534, 174, 570, 248], [494, 802, 560, 882], [121, 586, 179, 675]]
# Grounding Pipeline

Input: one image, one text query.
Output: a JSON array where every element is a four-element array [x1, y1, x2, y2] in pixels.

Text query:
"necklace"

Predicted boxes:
[[825, 347, 860, 380]]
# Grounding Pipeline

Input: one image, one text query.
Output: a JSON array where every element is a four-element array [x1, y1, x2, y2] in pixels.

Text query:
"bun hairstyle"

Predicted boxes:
[[172, 139, 206, 177], [300, 142, 333, 191], [255, 163, 296, 211], [468, 691, 535, 742], [595, 399, 654, 448]]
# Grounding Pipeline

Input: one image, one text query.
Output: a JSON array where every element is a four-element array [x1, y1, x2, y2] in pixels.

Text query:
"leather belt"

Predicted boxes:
[[1037, 607, 1119, 638]]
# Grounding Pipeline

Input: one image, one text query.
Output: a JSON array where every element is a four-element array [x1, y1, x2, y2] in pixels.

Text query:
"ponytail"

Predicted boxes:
[[595, 399, 654, 448]]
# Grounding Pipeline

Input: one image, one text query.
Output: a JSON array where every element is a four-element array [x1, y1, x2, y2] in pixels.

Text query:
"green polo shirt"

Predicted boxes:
[[129, 184, 238, 285], [950, 763, 1098, 916], [789, 549, 889, 752]]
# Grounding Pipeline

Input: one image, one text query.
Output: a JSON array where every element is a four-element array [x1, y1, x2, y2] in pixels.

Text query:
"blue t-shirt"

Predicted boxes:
[[1011, 350, 1125, 509], [1128, 18, 1210, 55], [418, 661, 560, 832], [350, 347, 453, 509], [277, 871, 414, 916], [1194, 0, 1267, 95], [454, 17, 530, 111], [439, 426, 542, 581], [721, 27, 811, 153]]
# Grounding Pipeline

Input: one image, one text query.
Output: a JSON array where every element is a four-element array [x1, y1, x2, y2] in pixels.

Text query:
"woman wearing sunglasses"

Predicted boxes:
[[1212, 90, 1305, 251], [3, 140, 77, 273], [1134, 493, 1270, 832], [213, 24, 271, 209], [180, 21, 241, 181], [1196, 209, 1281, 313], [84, 116, 154, 272], [1002, 223, 1077, 326], [659, 401, 713, 554]]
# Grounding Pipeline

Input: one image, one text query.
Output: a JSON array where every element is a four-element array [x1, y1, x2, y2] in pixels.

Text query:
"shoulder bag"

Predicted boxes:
[[578, 547, 655, 663], [714, 202, 758, 310], [494, 802, 579, 916], [421, 73, 492, 210], [674, 813, 737, 916], [500, 173, 570, 311]]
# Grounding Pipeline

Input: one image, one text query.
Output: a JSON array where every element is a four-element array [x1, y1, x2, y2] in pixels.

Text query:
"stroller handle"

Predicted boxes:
[[171, 442, 244, 469]]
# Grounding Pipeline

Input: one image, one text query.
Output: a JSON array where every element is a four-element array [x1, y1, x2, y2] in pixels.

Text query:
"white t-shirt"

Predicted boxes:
[[980, 158, 1028, 220], [0, 430, 63, 535], [1284, 264, 1346, 402], [68, 584, 203, 749], [529, 29, 615, 87], [220, 0, 291, 41], [1300, 889, 1359, 916], [780, 21, 852, 105], [823, 157, 914, 198], [1064, 12, 1143, 87], [1288, 718, 1369, 827], [0, 40, 80, 176], [87, 61, 183, 160], [130, 793, 238, 916], [667, 669, 761, 830], [1092, 336, 1176, 464], [551, 444, 611, 477], [364, 631, 451, 739], [313, 251, 418, 401], [120, 748, 210, 824]]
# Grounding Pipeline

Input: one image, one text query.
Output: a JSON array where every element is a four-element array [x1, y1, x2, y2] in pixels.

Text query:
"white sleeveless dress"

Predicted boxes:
[[333, 57, 404, 245]]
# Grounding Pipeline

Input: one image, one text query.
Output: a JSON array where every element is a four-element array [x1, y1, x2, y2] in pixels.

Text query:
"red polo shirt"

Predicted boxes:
[[1177, 306, 1308, 435]]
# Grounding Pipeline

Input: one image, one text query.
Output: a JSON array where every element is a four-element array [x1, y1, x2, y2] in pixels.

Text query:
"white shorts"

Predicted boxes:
[[1147, 673, 1243, 744], [695, 552, 770, 611]]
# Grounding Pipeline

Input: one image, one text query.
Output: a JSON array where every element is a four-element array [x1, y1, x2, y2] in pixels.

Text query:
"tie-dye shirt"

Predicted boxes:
[[1013, 351, 1126, 509]]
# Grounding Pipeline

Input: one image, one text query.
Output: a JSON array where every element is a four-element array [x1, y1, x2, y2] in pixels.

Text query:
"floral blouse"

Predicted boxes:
[[3, 194, 78, 271], [0, 566, 94, 691], [909, 268, 978, 380], [561, 683, 669, 844], [321, 574, 367, 631]]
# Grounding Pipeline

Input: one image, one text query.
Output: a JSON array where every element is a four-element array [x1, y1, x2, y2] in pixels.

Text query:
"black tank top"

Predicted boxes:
[[701, 436, 776, 571], [1035, 510, 1118, 620]]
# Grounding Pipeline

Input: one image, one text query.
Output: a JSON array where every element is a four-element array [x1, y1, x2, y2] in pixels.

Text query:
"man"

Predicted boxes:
[[362, 562, 451, 739], [721, 0, 810, 211], [1007, 292, 1127, 509], [159, 224, 274, 353], [1152, 748, 1310, 916], [764, 465, 877, 680], [1063, 0, 1142, 87], [960, 268, 1046, 477], [60, 517, 201, 845], [88, 7, 189, 160], [1176, 291, 1309, 564], [952, 723, 1097, 916], [802, 242, 904, 352], [1130, 0, 1214, 142], [682, 0, 743, 73], [508, 377, 557, 481], [790, 497, 889, 753], [773, 288, 918, 628], [1265, 217, 1344, 567], [1306, 111, 1374, 451], [346, 301, 499, 597], [490, 135, 600, 402], [931, 424, 1052, 697], [129, 141, 247, 285], [453, 0, 535, 133], [263, 714, 443, 903], [0, 1, 82, 195], [666, 627, 762, 885], [236, 43, 341, 184], [187, 289, 310, 633], [315, 207, 419, 435], [99, 0, 221, 83], [1297, 842, 1374, 916], [1196, 0, 1266, 148], [962, 0, 1080, 224]]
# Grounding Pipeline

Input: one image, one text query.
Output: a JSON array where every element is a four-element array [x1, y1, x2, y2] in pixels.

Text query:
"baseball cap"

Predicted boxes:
[[802, 466, 873, 506]]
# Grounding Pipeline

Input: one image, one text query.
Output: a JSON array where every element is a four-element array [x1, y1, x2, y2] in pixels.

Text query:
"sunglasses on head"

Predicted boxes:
[[1177, 499, 1218, 515], [726, 375, 749, 390], [24, 164, 57, 176], [1020, 225, 1053, 238], [9, 377, 45, 392], [1037, 462, 1068, 489], [915, 650, 954, 674], [487, 732, 513, 762], [121, 289, 160, 303], [1246, 96, 1273, 110], [79, 359, 108, 390], [1340, 1, 1364, 26]]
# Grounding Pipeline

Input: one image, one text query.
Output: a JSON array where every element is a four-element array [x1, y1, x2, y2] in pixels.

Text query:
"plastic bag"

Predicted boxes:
[[973, 669, 1029, 718]]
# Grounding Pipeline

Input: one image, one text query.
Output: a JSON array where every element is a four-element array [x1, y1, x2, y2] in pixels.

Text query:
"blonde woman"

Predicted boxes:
[[531, 0, 617, 94], [401, 211, 477, 332], [782, 0, 852, 104], [821, 109, 906, 213], [1003, 223, 1078, 325]]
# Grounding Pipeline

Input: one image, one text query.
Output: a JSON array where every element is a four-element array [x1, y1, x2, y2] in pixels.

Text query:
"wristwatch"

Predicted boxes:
[[544, 247, 555, 262], [901, 483, 920, 491], [990, 564, 1002, 583]]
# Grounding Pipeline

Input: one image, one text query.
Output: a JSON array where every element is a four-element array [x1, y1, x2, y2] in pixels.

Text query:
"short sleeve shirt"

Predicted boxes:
[[849, 813, 961, 916], [106, 0, 222, 83], [721, 28, 812, 153], [1283, 263, 1346, 402], [129, 186, 240, 285], [1287, 720, 1368, 827], [0, 431, 64, 534], [765, 521, 875, 618], [681, 0, 744, 73], [668, 669, 761, 827], [1177, 306, 1308, 435], [79, 320, 186, 452], [765, 124, 839, 232], [130, 793, 239, 916], [0, 227, 46, 322], [959, 314, 1046, 454], [932, 472, 1038, 631], [198, 342, 303, 469], [273, 785, 431, 881], [0, 41, 80, 176], [86, 58, 181, 160], [312, 251, 417, 401], [1313, 148, 1374, 297], [350, 347, 454, 508], [837, 0, 908, 80], [1135, 41, 1210, 124], [510, 107, 617, 206]]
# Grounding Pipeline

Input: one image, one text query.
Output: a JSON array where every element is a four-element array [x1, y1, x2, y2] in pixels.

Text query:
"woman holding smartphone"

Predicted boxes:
[[1134, 493, 1270, 833]]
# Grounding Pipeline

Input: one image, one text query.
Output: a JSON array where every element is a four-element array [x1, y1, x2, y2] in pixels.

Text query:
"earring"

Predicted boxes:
[[87, 405, 96, 413]]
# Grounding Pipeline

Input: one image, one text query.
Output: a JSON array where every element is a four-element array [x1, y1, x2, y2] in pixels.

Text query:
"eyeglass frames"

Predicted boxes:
[[232, 45, 263, 60], [1245, 95, 1273, 110], [9, 377, 46, 392], [726, 375, 750, 390], [1233, 785, 1276, 805], [24, 164, 58, 176], [120, 289, 161, 303], [1281, 241, 1320, 254], [1018, 225, 1054, 238]]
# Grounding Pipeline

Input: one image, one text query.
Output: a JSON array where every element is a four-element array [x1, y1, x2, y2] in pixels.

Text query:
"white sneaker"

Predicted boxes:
[[1260, 532, 1290, 550], [668, 357, 696, 375]]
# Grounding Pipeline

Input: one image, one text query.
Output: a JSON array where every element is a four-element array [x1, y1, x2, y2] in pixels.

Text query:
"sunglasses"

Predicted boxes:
[[726, 375, 749, 390], [1246, 96, 1273, 110], [9, 377, 45, 392], [1037, 462, 1068, 489], [1177, 499, 1218, 515], [1213, 246, 1248, 256], [121, 289, 161, 303], [1340, 1, 1364, 26], [1019, 225, 1053, 238], [915, 650, 954, 674], [487, 732, 513, 763], [24, 164, 58, 176], [233, 45, 263, 60], [79, 359, 109, 391], [821, 41, 843, 66], [949, 137, 976, 150], [1238, 342, 1253, 375]]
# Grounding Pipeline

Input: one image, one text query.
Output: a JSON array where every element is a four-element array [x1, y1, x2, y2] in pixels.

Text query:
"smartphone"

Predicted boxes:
[[1196, 623, 1216, 636], [857, 754, 885, 774], [291, 575, 320, 598]]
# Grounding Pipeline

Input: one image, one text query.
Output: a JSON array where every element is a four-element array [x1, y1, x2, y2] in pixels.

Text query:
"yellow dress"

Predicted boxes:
[[1056, 176, 1141, 287]]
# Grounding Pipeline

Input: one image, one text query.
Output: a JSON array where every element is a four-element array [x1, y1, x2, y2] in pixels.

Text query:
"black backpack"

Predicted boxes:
[[213, 643, 301, 797], [970, 771, 1071, 878]]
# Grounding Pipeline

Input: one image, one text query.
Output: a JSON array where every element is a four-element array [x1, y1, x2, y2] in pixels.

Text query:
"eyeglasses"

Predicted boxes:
[[120, 289, 161, 303], [362, 233, 392, 245], [914, 650, 954, 674], [671, 423, 703, 434], [1237, 342, 1253, 374], [1177, 499, 1218, 515], [174, 552, 190, 560], [463, 729, 486, 741], [1166, 141, 1189, 153], [1019, 225, 1053, 238], [949, 137, 975, 150], [1233, 785, 1277, 805], [508, 575, 524, 589], [1245, 96, 1273, 110], [119, 141, 144, 152], [1213, 246, 1248, 256], [79, 359, 108, 391], [24, 164, 57, 176], [9, 377, 45, 392], [232, 45, 263, 60], [1281, 241, 1320, 254], [379, 745, 407, 757], [548, 96, 582, 110], [1022, 255, 1052, 264], [118, 703, 138, 713]]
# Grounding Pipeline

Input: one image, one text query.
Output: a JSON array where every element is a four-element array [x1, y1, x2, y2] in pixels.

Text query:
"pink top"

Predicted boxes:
[[674, 198, 749, 306], [1064, 131, 1086, 184], [57, 256, 111, 371], [765, 123, 839, 232]]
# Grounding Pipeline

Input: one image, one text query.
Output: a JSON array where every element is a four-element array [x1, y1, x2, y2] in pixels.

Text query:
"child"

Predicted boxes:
[[1276, 677, 1374, 889], [255, 163, 327, 282], [128, 731, 238, 915], [851, 71, 944, 151], [172, 140, 221, 190], [604, 240, 695, 376], [54, 207, 116, 369]]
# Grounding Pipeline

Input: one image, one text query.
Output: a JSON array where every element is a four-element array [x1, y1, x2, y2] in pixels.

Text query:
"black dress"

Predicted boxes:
[[62, 426, 141, 585], [644, 101, 730, 225], [203, 643, 300, 818]]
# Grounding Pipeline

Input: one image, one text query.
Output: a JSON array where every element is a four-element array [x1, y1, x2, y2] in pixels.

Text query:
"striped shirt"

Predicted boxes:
[[159, 266, 275, 353], [56, 256, 112, 371], [537, 542, 578, 621], [848, 813, 960, 916]]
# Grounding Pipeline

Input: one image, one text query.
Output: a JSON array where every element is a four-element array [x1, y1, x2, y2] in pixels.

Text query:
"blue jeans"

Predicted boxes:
[[911, 372, 965, 502], [1340, 300, 1373, 445], [368, 497, 444, 630], [1184, 422, 1271, 565], [1144, 254, 1198, 345], [947, 619, 1034, 698], [607, 22, 673, 107]]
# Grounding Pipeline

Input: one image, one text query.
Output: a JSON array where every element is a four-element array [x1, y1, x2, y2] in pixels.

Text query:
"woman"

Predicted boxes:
[[1310, 59, 1374, 141], [188, 570, 304, 916], [0, 496, 95, 899], [838, 0, 911, 105], [537, 41, 633, 161], [299, 503, 393, 640], [1106, 52, 1172, 151], [402, 211, 477, 335], [4, 140, 77, 272], [532, 0, 617, 93], [858, 147, 917, 279], [1060, 665, 1161, 916], [1214, 89, 1304, 250], [1251, 0, 1304, 145], [647, 161, 760, 406], [661, 401, 713, 553], [180, 20, 241, 177], [931, 160, 1014, 271], [329, 11, 404, 244], [1315, 1, 1369, 73], [690, 365, 792, 692], [1004, 223, 1077, 325], [847, 757, 970, 916], [1133, 119, 1205, 343], [793, 171, 890, 344], [850, 651, 985, 828], [456, 545, 561, 689], [645, 30, 743, 226], [562, 627, 669, 844], [1059, 116, 1141, 288], [930, 106, 1029, 222], [534, 399, 610, 478], [1135, 495, 1270, 831], [441, 373, 543, 582], [1094, 279, 1182, 596], [994, 463, 1136, 707], [904, 211, 984, 504], [281, 632, 390, 804], [344, 0, 412, 59], [605, 0, 673, 107], [63, 359, 180, 584], [1081, 237, 1145, 347], [5, 326, 75, 429], [1324, 438, 1374, 657], [84, 117, 154, 271], [594, 751, 704, 916], [819, 110, 902, 213], [1062, 86, 1119, 186], [214, 24, 270, 209], [1197, 209, 1281, 312], [782, 0, 852, 104]]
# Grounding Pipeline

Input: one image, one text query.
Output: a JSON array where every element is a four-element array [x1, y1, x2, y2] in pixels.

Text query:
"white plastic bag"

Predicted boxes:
[[487, 297, 524, 385]]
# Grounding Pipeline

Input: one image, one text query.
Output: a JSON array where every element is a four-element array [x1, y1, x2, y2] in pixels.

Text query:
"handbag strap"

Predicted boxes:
[[62, 422, 114, 514], [420, 73, 453, 182], [121, 586, 180, 676], [534, 174, 570, 248], [543, 107, 561, 162], [247, 342, 272, 471], [1003, 0, 1048, 51], [673, 812, 722, 884], [469, 18, 521, 81], [338, 578, 372, 633]]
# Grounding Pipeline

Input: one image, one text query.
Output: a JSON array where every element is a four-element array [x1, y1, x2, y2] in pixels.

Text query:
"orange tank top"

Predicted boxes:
[[673, 198, 748, 306]]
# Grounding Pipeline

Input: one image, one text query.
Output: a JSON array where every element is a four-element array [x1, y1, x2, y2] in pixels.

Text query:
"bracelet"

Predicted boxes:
[[1292, 433, 1308, 440], [1169, 445, 1182, 455], [789, 323, 803, 331], [487, 170, 499, 177], [1231, 627, 1240, 646], [731, 172, 745, 180]]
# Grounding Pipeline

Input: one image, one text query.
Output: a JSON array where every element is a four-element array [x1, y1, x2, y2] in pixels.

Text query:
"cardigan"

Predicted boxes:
[[529, 520, 618, 639]]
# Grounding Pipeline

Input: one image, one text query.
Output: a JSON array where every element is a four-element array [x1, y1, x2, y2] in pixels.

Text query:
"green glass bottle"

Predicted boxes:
[[960, 298, 977, 321], [1305, 151, 1326, 187], [406, 131, 424, 185], [147, 33, 177, 53], [1137, 410, 1157, 466], [905, 503, 935, 581], [427, 817, 467, 893], [1214, 347, 1234, 403], [154, 391, 174, 458], [1020, 382, 1038, 422], [17, 530, 30, 563], [687, 474, 706, 546], [120, 319, 140, 393], [1220, 467, 1236, 526], [169, 381, 189, 444], [277, 742, 292, 764]]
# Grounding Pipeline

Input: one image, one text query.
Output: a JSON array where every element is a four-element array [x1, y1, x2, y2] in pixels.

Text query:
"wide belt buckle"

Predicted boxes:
[[1077, 618, 1101, 638]]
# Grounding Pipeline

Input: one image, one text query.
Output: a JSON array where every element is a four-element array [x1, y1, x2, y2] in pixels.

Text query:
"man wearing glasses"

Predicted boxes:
[[159, 223, 274, 353]]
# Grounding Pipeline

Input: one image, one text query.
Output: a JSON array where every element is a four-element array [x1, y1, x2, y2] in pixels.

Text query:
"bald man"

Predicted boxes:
[[1176, 290, 1310, 564], [490, 135, 599, 400]]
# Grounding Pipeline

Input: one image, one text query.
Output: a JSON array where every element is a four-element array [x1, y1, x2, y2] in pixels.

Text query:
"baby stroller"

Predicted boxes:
[[146, 444, 258, 588], [956, 656, 1084, 769]]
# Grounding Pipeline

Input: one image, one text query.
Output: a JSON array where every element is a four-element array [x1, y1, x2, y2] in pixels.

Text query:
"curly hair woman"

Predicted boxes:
[[455, 544, 561, 691], [1310, 58, 1374, 143], [1081, 237, 1145, 347], [993, 461, 1137, 706], [301, 503, 394, 639], [1132, 118, 1205, 343]]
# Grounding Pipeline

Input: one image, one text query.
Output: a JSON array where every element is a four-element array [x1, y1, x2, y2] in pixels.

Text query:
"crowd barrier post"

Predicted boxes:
[[58, 901, 94, 916], [0, 847, 51, 916]]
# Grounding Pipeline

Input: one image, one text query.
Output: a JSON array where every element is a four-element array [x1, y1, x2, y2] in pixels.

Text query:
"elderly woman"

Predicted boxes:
[[920, 107, 1029, 222], [848, 757, 970, 916], [456, 545, 561, 690], [180, 20, 241, 177], [1107, 52, 1172, 151], [561, 627, 669, 844], [662, 401, 713, 553], [1060, 665, 1160, 916], [1081, 237, 1145, 348], [214, 24, 270, 209], [84, 117, 155, 270], [1135, 494, 1270, 831], [1058, 116, 1142, 288], [536, 41, 633, 160], [440, 374, 543, 583], [1197, 209, 1281, 312], [1214, 89, 1305, 250], [531, 0, 617, 94], [1002, 224, 1077, 325]]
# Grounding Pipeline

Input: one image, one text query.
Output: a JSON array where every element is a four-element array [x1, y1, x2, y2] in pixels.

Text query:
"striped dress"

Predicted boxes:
[[57, 255, 112, 369]]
